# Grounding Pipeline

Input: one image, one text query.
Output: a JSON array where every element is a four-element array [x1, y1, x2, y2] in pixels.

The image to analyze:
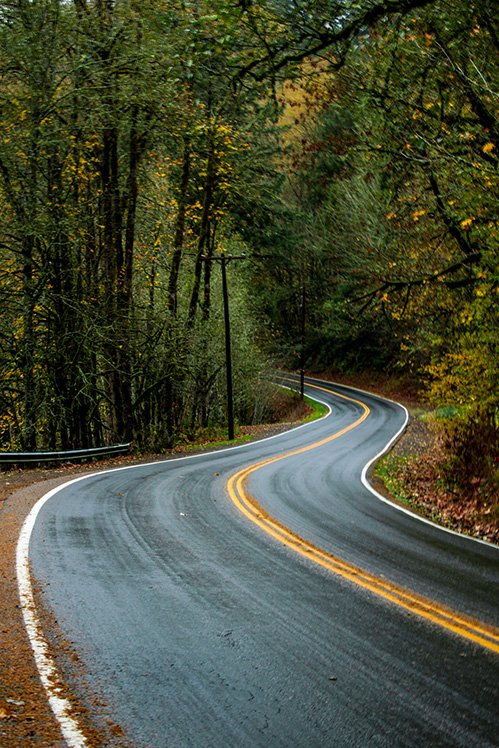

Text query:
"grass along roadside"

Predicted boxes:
[[171, 393, 327, 454]]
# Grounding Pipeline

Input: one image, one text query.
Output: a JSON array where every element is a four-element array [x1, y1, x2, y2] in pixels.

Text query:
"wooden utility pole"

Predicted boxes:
[[300, 283, 306, 400], [202, 252, 246, 440], [220, 256, 235, 440]]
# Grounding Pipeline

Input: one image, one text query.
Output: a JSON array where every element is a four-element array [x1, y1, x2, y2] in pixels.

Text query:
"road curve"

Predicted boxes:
[[25, 377, 499, 747]]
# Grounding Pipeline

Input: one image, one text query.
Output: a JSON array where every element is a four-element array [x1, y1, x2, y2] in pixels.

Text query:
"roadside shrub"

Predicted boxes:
[[441, 406, 498, 501]]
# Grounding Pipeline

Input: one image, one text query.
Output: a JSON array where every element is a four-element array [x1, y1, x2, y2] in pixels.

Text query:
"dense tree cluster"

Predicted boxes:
[[0, 0, 496, 494], [0, 0, 276, 450], [247, 0, 498, 494]]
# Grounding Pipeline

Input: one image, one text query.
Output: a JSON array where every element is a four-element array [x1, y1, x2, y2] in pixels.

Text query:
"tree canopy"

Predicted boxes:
[[0, 0, 496, 493]]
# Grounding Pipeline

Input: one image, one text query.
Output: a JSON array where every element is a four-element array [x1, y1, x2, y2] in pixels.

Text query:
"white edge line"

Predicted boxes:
[[15, 474, 96, 747], [299, 374, 498, 550], [15, 394, 332, 746]]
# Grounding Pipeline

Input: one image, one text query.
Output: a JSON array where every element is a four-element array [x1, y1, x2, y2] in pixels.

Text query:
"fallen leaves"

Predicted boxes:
[[386, 418, 499, 544]]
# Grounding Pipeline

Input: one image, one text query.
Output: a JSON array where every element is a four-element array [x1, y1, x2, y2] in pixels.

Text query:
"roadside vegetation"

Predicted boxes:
[[375, 406, 499, 544], [0, 1, 496, 529], [168, 389, 327, 452]]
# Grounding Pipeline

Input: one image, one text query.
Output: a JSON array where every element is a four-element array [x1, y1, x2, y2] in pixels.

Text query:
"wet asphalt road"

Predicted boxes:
[[30, 377, 499, 747]]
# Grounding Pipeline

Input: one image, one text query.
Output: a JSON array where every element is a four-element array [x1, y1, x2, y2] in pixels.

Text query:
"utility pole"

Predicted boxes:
[[202, 251, 246, 440], [220, 256, 235, 440], [300, 282, 306, 400]]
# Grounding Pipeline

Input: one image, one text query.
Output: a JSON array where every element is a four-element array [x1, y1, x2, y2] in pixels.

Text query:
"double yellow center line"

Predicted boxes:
[[227, 381, 499, 654]]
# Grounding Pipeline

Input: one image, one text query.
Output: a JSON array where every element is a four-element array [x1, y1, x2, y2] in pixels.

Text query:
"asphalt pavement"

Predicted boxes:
[[29, 377, 499, 747]]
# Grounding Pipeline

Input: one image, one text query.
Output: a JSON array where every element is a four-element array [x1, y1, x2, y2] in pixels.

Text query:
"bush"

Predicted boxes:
[[441, 406, 498, 500]]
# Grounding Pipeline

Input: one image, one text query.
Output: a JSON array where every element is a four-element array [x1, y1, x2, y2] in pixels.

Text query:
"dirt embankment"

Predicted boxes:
[[381, 415, 499, 545]]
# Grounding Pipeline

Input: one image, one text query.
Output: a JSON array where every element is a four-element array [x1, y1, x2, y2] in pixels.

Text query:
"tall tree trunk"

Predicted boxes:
[[101, 123, 123, 441], [202, 224, 217, 320], [115, 105, 142, 441], [188, 137, 216, 325], [20, 238, 37, 451], [168, 135, 191, 316], [20, 108, 42, 451]]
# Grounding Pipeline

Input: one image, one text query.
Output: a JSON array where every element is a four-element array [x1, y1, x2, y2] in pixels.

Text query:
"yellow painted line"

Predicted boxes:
[[227, 379, 499, 654]]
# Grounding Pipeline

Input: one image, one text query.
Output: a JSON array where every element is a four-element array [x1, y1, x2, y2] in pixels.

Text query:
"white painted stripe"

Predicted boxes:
[[16, 475, 97, 747]]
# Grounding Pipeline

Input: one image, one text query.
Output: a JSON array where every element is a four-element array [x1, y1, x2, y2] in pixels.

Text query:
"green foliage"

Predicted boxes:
[[242, 1, 499, 496], [0, 0, 495, 485], [375, 453, 415, 508], [0, 0, 279, 450]]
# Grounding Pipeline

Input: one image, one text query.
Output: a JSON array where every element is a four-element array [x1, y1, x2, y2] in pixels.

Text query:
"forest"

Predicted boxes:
[[0, 1, 497, 501]]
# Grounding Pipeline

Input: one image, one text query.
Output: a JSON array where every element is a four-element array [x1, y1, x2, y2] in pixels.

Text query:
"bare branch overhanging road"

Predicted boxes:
[[26, 377, 499, 747]]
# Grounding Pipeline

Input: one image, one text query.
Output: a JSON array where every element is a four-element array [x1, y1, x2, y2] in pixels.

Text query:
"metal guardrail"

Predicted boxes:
[[0, 442, 131, 466]]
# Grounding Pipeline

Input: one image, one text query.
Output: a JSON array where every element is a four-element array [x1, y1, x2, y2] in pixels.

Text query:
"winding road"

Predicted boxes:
[[21, 377, 499, 747]]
